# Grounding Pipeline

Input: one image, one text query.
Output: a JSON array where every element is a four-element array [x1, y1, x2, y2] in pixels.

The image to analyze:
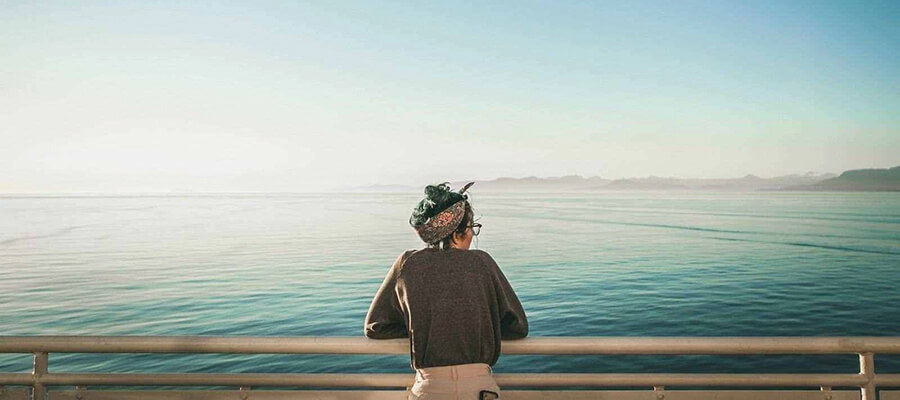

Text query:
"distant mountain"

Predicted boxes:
[[784, 166, 900, 191], [450, 175, 610, 192], [691, 173, 839, 191], [454, 172, 836, 191], [604, 178, 687, 190], [341, 168, 900, 192]]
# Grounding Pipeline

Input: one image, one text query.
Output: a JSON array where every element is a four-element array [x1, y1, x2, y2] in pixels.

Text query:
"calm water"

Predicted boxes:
[[2, 192, 900, 376]]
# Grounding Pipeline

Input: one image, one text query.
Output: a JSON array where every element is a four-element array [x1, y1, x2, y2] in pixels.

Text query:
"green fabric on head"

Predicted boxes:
[[409, 182, 475, 245], [410, 183, 466, 227]]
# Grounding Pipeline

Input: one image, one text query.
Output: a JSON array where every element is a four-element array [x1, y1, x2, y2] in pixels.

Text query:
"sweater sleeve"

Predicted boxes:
[[481, 251, 529, 339], [364, 251, 411, 339]]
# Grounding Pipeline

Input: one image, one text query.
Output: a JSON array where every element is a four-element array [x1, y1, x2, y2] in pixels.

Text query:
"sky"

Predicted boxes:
[[2, 1, 899, 192]]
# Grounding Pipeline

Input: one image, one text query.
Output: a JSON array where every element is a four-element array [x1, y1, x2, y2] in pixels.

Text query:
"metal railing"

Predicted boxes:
[[1, 336, 899, 400]]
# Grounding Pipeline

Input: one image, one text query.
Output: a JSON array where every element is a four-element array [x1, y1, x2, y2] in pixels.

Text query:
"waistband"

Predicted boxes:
[[415, 363, 493, 380]]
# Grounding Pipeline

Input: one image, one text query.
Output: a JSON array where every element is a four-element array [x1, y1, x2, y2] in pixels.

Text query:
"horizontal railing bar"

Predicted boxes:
[[21, 373, 867, 387], [496, 373, 869, 387], [0, 337, 404, 355], [876, 374, 900, 385], [504, 337, 900, 355], [49, 391, 409, 400], [39, 373, 410, 387], [2, 336, 900, 355], [46, 390, 865, 400], [0, 373, 32, 385]]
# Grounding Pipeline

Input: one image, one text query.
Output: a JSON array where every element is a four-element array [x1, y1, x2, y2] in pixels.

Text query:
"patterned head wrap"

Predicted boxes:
[[410, 182, 475, 244]]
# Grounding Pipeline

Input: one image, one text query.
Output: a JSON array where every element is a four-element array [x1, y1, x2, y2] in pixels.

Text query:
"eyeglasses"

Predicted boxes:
[[468, 223, 482, 236]]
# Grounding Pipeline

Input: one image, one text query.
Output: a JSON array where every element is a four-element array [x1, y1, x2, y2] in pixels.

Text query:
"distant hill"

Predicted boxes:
[[586, 173, 836, 191], [338, 167, 900, 192], [443, 172, 835, 192], [450, 175, 610, 192], [604, 178, 687, 190], [784, 166, 900, 191]]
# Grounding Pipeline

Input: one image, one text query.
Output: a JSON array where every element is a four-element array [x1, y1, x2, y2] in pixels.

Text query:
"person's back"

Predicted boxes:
[[364, 182, 528, 400], [368, 247, 527, 368]]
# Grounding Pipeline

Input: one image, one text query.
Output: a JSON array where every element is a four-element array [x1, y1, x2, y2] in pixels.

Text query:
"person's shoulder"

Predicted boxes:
[[468, 249, 500, 269], [404, 248, 432, 261], [402, 249, 419, 258], [393, 249, 417, 262], [468, 249, 491, 258], [391, 249, 420, 271]]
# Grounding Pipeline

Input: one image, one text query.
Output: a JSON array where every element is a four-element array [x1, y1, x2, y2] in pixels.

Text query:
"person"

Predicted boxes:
[[364, 182, 528, 400]]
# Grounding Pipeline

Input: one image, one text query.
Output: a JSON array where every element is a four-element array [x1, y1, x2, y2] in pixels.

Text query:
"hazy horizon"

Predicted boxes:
[[1, 166, 885, 194], [0, 164, 890, 194], [3, 1, 899, 193]]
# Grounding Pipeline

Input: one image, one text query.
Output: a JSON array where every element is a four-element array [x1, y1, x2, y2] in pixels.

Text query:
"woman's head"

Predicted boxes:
[[409, 182, 476, 249]]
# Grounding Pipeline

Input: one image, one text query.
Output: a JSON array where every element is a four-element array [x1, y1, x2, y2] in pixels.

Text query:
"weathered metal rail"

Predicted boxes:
[[1, 336, 899, 400]]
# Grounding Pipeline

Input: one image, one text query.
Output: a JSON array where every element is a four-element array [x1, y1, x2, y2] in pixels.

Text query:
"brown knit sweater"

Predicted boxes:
[[364, 248, 528, 369]]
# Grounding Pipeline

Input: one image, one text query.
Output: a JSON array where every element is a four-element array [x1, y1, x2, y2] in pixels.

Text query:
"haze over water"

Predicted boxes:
[[2, 192, 899, 375]]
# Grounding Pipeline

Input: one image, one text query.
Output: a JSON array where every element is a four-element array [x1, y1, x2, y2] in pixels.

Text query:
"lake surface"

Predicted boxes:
[[2, 192, 899, 376]]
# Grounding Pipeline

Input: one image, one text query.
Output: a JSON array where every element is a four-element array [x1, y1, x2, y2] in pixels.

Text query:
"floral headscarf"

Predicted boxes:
[[410, 182, 474, 244]]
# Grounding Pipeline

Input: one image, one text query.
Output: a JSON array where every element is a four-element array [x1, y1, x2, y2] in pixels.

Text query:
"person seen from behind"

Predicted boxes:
[[364, 182, 528, 400]]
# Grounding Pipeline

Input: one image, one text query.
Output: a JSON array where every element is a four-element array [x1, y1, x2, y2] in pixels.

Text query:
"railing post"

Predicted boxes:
[[75, 385, 87, 400], [859, 352, 875, 400], [653, 385, 666, 399], [820, 385, 833, 400], [32, 352, 48, 400]]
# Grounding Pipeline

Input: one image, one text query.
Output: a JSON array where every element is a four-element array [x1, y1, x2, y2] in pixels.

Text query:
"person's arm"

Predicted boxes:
[[482, 252, 528, 339], [363, 251, 411, 339]]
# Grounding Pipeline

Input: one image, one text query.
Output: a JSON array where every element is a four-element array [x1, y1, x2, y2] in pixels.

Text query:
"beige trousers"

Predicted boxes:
[[409, 363, 500, 400]]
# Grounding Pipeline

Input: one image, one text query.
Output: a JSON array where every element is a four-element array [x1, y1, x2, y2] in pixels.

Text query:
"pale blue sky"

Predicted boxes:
[[2, 1, 898, 192]]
